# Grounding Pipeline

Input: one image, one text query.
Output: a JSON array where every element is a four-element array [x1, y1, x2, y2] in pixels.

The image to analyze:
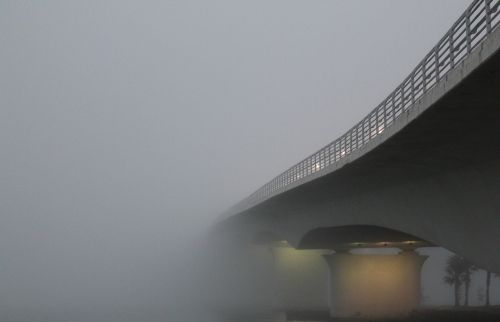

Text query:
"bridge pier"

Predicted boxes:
[[323, 250, 427, 318], [270, 242, 329, 312]]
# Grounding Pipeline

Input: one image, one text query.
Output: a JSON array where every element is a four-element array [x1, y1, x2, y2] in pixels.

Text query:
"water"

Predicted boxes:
[[2, 308, 500, 322]]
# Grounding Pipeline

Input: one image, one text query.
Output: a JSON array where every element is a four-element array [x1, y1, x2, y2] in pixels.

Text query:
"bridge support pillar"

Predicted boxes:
[[270, 242, 329, 312], [323, 250, 427, 318]]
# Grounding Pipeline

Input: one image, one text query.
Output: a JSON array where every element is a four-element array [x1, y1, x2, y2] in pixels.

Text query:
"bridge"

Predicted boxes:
[[213, 0, 500, 318]]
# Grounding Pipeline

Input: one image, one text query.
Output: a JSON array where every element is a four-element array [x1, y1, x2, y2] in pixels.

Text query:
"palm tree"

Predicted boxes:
[[444, 255, 466, 307], [485, 270, 499, 306], [461, 259, 478, 306], [486, 270, 492, 306]]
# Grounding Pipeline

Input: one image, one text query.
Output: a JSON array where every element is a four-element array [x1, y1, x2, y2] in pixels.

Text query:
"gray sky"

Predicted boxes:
[[3, 0, 497, 315]]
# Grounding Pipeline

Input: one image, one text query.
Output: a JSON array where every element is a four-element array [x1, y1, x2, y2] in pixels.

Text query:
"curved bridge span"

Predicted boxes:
[[218, 0, 500, 273]]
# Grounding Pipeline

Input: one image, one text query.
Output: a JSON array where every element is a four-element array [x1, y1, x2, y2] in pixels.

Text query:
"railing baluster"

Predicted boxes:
[[411, 75, 416, 104], [361, 119, 365, 144], [466, 8, 472, 53], [449, 32, 455, 68], [400, 86, 404, 112], [486, 0, 492, 34], [383, 100, 388, 129], [422, 61, 427, 92], [434, 47, 440, 82], [349, 130, 354, 152], [391, 92, 396, 122]]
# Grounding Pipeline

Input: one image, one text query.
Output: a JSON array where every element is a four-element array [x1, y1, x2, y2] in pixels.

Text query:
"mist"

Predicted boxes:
[[0, 0, 486, 320]]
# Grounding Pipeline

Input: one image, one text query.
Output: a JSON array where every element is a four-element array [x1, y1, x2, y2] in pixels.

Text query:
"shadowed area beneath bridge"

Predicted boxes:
[[298, 225, 432, 250]]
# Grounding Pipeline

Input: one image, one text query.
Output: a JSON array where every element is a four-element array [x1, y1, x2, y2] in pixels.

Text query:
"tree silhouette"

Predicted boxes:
[[485, 270, 499, 306], [443, 255, 467, 307], [461, 259, 477, 306], [486, 270, 492, 306]]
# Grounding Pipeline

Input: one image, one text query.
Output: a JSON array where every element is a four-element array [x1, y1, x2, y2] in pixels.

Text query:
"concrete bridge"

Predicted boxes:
[[213, 0, 500, 318]]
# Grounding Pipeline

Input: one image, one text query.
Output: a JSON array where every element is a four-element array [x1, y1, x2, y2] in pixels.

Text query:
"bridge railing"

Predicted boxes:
[[236, 0, 500, 212]]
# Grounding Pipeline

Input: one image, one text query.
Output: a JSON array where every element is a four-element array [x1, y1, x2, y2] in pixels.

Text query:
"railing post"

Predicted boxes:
[[485, 0, 492, 34], [383, 100, 388, 129], [391, 92, 396, 122], [422, 61, 427, 92], [466, 8, 472, 53], [359, 125, 363, 149], [400, 85, 405, 112], [349, 130, 354, 152], [411, 75, 415, 104], [361, 120, 365, 144], [372, 113, 377, 138], [449, 32, 455, 68], [354, 126, 359, 149], [434, 48, 440, 82], [358, 121, 363, 148]]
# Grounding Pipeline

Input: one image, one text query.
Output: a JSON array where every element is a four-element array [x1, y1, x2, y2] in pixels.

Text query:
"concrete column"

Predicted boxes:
[[270, 243, 329, 312], [323, 250, 427, 318]]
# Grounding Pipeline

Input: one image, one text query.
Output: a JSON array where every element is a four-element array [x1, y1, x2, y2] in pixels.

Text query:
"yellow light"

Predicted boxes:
[[325, 253, 427, 318]]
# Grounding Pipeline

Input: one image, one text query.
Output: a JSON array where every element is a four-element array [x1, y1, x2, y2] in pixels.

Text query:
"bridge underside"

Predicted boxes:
[[219, 27, 500, 272], [298, 225, 432, 251]]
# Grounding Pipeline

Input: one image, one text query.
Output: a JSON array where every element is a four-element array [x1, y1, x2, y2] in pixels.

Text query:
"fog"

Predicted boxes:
[[1, 0, 490, 320]]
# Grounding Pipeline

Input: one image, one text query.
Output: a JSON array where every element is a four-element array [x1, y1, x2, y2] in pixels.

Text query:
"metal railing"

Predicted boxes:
[[235, 0, 500, 212]]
